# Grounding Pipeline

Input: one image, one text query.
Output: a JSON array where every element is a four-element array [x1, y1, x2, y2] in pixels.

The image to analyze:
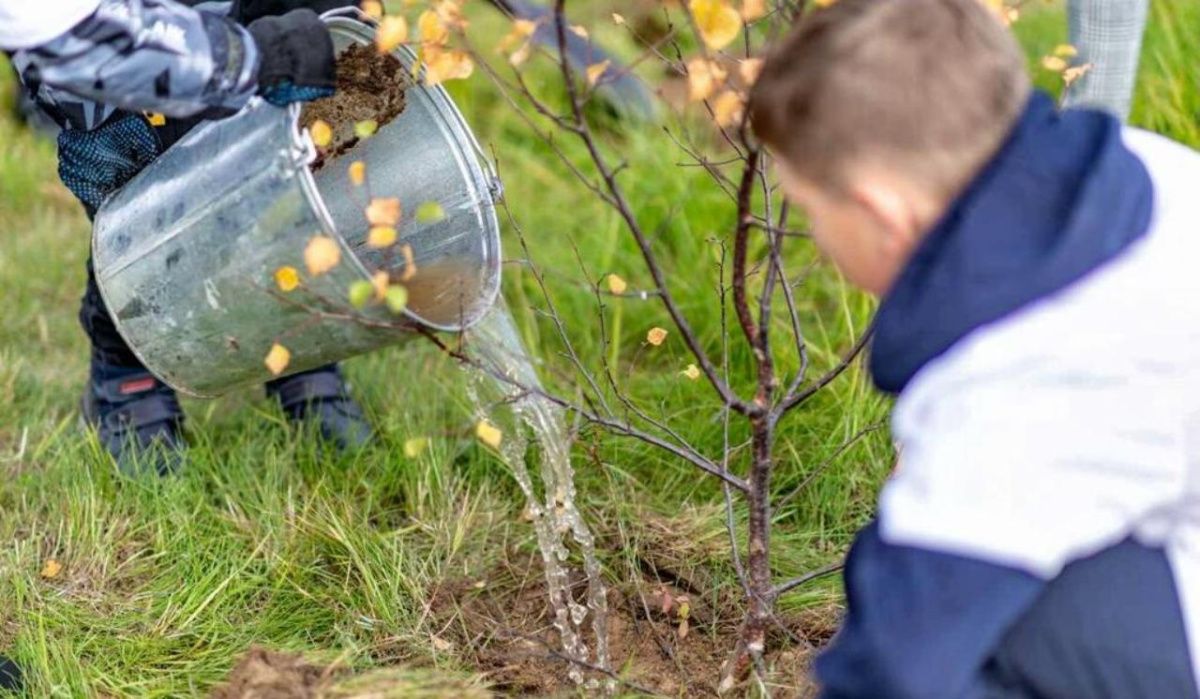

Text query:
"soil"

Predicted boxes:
[[301, 42, 409, 167], [209, 648, 335, 699], [428, 552, 833, 697]]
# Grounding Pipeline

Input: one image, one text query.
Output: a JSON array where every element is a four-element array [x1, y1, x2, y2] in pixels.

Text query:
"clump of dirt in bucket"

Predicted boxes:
[[302, 42, 409, 167], [209, 647, 336, 699]]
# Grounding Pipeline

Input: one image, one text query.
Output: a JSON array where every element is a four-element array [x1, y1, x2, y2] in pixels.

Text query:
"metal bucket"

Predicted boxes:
[[92, 15, 502, 398]]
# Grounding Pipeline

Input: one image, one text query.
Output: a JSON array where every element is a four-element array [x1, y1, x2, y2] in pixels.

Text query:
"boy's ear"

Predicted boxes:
[[850, 178, 923, 256]]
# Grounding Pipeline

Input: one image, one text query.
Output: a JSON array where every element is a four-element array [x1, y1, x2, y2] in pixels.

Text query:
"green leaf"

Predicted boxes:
[[354, 119, 379, 138], [348, 280, 374, 309], [385, 285, 409, 314], [415, 201, 446, 224]]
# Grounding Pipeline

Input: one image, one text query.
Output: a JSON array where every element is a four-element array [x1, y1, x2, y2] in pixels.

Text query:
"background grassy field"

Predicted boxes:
[[0, 1, 1196, 696]]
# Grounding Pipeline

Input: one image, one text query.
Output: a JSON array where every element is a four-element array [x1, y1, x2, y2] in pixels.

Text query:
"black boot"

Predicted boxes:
[[265, 364, 372, 450], [0, 654, 22, 692], [82, 361, 186, 475]]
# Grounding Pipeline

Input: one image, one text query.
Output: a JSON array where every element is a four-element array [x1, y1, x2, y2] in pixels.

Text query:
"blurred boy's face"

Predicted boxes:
[[776, 160, 937, 297]]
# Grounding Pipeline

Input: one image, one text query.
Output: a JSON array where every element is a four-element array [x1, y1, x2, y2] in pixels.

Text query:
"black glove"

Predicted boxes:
[[247, 9, 336, 106], [233, 0, 357, 24]]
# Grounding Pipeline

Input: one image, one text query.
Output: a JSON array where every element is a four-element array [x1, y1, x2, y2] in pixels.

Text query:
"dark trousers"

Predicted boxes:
[[983, 539, 1198, 699]]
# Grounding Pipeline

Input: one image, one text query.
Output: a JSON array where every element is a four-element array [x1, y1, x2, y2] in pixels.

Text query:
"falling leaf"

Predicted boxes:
[[647, 327, 668, 346], [687, 57, 727, 102], [416, 201, 446, 223], [1053, 43, 1078, 58], [264, 343, 291, 376], [348, 280, 374, 309], [419, 9, 450, 45], [376, 16, 409, 53], [304, 236, 341, 275], [404, 436, 429, 458], [612, 12, 626, 25], [274, 266, 300, 292], [348, 161, 366, 186], [690, 0, 743, 50], [361, 0, 383, 19], [570, 24, 589, 39], [742, 0, 767, 20], [309, 120, 332, 148], [385, 285, 409, 314], [40, 559, 62, 579], [1041, 55, 1068, 72], [713, 89, 745, 127], [422, 45, 475, 86], [682, 364, 701, 380], [586, 60, 611, 88], [607, 273, 627, 295], [739, 57, 764, 86], [355, 119, 379, 138], [368, 226, 398, 248], [475, 420, 503, 449], [371, 270, 390, 300], [366, 197, 402, 226]]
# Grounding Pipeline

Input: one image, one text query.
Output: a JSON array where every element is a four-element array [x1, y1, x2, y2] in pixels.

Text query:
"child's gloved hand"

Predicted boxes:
[[247, 9, 337, 107], [57, 113, 161, 214]]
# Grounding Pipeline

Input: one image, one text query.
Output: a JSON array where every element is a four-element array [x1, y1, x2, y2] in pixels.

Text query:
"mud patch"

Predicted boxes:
[[301, 42, 409, 167], [429, 552, 827, 697], [209, 648, 334, 699]]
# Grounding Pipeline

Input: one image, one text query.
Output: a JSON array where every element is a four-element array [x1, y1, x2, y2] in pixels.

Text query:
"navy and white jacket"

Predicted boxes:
[[818, 93, 1200, 697]]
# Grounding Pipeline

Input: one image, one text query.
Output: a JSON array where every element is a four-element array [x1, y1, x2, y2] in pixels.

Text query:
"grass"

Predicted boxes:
[[0, 1, 1195, 695]]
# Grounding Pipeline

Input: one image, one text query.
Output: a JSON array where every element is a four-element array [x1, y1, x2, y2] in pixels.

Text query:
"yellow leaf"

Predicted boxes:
[[361, 0, 383, 20], [682, 364, 701, 380], [376, 15, 409, 53], [367, 225, 398, 248], [404, 436, 429, 458], [647, 327, 668, 346], [612, 13, 626, 25], [1041, 55, 1068, 72], [419, 9, 450, 46], [40, 559, 62, 579], [304, 235, 341, 276], [606, 273, 627, 294], [431, 635, 453, 652], [366, 197, 402, 226], [355, 119, 378, 138], [739, 57, 764, 86], [422, 45, 475, 86], [309, 120, 332, 148], [371, 270, 390, 300], [400, 244, 418, 281], [1063, 63, 1092, 87], [1054, 43, 1078, 58], [586, 60, 610, 88], [274, 266, 300, 292], [509, 41, 533, 67], [475, 420, 503, 449], [145, 112, 167, 127], [264, 343, 291, 376], [497, 18, 537, 53], [687, 57, 727, 102], [348, 161, 366, 186], [813, 0, 837, 6], [713, 89, 745, 127], [742, 0, 767, 20], [690, 0, 742, 51], [570, 24, 589, 39]]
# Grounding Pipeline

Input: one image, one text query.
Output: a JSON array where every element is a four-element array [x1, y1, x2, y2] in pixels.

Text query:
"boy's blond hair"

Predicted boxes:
[[749, 0, 1031, 201]]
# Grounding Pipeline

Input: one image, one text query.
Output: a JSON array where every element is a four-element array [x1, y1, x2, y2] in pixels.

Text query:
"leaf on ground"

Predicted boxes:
[[309, 120, 332, 148], [304, 236, 341, 275], [385, 285, 409, 314], [475, 420, 503, 449], [586, 60, 611, 88], [690, 0, 742, 50], [264, 343, 291, 376], [274, 266, 300, 292], [431, 635, 454, 652], [348, 161, 366, 186], [404, 437, 429, 458], [40, 559, 62, 579], [647, 327, 668, 346], [606, 273, 627, 295], [415, 201, 446, 224], [348, 280, 374, 309], [366, 197, 402, 226], [367, 225, 398, 248], [355, 120, 379, 139], [376, 16, 409, 53]]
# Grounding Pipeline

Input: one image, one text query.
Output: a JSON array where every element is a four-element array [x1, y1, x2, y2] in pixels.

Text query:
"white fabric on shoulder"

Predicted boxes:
[[0, 0, 102, 49]]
